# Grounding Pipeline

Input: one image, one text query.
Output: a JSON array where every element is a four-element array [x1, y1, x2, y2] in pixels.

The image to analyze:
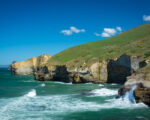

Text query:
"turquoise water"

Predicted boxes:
[[0, 68, 150, 120]]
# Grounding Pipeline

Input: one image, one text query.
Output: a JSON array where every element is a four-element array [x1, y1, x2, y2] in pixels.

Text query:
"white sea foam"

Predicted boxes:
[[54, 81, 73, 85], [0, 85, 148, 120], [90, 88, 118, 96], [111, 83, 118, 85], [26, 89, 36, 97], [99, 84, 104, 87], [0, 92, 147, 120], [104, 97, 147, 109], [40, 83, 46, 87]]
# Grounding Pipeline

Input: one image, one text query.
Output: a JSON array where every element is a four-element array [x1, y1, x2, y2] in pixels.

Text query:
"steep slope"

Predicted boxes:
[[48, 23, 150, 68], [33, 23, 150, 85]]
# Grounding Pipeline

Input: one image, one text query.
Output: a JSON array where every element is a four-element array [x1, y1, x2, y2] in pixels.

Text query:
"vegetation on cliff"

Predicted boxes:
[[47, 23, 150, 68]]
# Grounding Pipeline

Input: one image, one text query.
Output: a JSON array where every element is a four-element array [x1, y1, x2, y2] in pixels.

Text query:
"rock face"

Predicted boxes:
[[34, 54, 141, 84], [11, 54, 51, 75], [134, 84, 150, 107], [34, 65, 97, 83], [107, 54, 140, 83], [118, 73, 150, 107]]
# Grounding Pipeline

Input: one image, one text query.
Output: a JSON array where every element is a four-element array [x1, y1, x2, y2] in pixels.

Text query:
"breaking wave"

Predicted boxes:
[[40, 83, 46, 87], [90, 88, 118, 96], [0, 86, 147, 120], [26, 89, 36, 97]]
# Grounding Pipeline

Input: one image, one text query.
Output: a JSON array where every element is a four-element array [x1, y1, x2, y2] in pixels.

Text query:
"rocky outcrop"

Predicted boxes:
[[107, 54, 140, 83], [34, 54, 142, 84], [11, 54, 51, 75], [134, 84, 150, 107], [34, 65, 97, 83], [117, 55, 150, 106], [118, 72, 150, 106]]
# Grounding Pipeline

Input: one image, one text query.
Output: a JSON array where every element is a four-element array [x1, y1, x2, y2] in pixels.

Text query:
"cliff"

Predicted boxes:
[[118, 57, 150, 106], [34, 23, 150, 84], [10, 23, 150, 106], [34, 23, 150, 106], [34, 54, 142, 84], [11, 54, 51, 75]]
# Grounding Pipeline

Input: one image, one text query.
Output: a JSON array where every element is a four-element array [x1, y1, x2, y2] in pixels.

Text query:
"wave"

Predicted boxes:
[[54, 81, 73, 85], [26, 89, 36, 97], [99, 84, 104, 87], [110, 83, 118, 85], [0, 88, 147, 120], [90, 88, 118, 96], [40, 83, 46, 87]]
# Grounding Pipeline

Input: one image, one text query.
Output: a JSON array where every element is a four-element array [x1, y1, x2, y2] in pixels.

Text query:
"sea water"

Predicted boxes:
[[0, 68, 149, 120]]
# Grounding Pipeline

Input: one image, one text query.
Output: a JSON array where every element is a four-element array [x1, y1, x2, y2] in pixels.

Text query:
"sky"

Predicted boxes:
[[0, 0, 150, 65]]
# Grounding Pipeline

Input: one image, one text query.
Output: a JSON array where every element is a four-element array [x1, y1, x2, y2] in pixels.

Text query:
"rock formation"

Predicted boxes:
[[33, 54, 141, 84], [118, 57, 150, 106], [10, 53, 150, 106], [11, 54, 51, 75]]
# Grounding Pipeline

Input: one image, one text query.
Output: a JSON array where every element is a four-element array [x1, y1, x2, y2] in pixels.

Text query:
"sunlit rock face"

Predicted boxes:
[[11, 54, 51, 75]]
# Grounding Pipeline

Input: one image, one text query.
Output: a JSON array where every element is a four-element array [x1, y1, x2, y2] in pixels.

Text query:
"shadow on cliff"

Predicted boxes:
[[107, 54, 146, 84]]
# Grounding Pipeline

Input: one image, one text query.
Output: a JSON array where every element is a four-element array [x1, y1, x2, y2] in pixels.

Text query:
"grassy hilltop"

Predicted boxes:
[[47, 23, 150, 68]]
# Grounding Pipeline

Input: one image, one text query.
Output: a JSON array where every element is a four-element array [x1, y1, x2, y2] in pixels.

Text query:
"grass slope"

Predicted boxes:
[[47, 23, 150, 68]]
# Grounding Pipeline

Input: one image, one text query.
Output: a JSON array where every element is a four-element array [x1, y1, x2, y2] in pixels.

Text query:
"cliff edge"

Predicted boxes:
[[11, 54, 51, 75]]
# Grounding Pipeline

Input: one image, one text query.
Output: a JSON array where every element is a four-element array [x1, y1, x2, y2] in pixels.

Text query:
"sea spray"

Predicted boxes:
[[90, 88, 117, 96], [26, 89, 36, 97], [40, 83, 46, 87], [121, 85, 137, 103], [128, 85, 137, 103]]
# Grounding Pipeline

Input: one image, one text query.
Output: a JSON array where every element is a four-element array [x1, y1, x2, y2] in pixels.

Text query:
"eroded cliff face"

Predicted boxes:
[[107, 54, 140, 83], [34, 54, 141, 84], [11, 54, 51, 75], [118, 57, 150, 106]]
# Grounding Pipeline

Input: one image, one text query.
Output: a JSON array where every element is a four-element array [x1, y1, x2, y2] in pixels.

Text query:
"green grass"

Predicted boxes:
[[47, 23, 150, 68]]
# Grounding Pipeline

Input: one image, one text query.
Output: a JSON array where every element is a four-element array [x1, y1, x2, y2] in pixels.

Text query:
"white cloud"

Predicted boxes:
[[143, 15, 150, 21], [95, 26, 122, 38], [61, 30, 72, 35], [61, 26, 85, 35], [101, 32, 111, 37], [104, 28, 116, 35], [116, 26, 122, 31]]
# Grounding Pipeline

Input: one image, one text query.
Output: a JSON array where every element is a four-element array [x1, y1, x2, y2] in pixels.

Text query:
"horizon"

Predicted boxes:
[[0, 0, 150, 65]]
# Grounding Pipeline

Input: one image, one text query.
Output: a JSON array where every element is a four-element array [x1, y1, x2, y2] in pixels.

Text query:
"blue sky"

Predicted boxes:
[[0, 0, 150, 65]]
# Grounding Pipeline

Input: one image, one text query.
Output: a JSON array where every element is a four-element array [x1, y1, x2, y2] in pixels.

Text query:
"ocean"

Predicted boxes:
[[0, 68, 150, 120]]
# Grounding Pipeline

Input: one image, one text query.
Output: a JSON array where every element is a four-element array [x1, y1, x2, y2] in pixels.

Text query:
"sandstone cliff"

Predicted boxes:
[[34, 54, 142, 84], [11, 54, 51, 75]]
